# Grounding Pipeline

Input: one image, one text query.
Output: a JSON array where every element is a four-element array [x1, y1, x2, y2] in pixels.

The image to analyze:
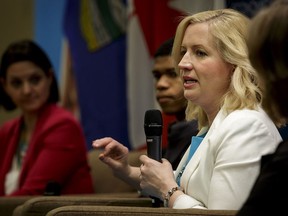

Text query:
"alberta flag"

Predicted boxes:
[[63, 0, 224, 150], [63, 0, 130, 150]]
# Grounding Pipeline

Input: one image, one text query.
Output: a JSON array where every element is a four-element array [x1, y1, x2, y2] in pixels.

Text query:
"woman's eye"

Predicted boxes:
[[180, 50, 186, 57], [10, 79, 22, 88], [196, 50, 207, 57], [29, 75, 42, 85]]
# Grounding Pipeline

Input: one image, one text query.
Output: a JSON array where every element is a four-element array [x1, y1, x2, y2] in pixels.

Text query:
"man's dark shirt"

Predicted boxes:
[[164, 120, 198, 170]]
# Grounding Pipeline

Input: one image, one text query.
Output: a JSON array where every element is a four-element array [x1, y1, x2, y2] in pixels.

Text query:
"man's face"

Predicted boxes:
[[152, 56, 187, 115]]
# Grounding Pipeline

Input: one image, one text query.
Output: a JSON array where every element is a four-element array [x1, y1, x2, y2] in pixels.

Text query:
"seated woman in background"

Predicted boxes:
[[0, 39, 94, 196], [236, 0, 288, 215]]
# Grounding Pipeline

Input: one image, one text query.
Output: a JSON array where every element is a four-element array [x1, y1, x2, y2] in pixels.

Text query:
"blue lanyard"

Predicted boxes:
[[176, 133, 206, 185]]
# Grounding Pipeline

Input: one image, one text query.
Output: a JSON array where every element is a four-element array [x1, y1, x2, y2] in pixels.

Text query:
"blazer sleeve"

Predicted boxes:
[[11, 112, 89, 195]]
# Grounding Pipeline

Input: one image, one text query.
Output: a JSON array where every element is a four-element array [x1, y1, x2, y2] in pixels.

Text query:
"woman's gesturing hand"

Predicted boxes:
[[92, 137, 130, 176]]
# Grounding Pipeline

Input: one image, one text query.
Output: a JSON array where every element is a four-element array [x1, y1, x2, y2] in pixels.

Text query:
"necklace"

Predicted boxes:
[[16, 124, 28, 167]]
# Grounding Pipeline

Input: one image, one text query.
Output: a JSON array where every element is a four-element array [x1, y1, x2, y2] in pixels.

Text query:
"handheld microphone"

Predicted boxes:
[[144, 109, 163, 207], [144, 109, 162, 162], [43, 181, 61, 196]]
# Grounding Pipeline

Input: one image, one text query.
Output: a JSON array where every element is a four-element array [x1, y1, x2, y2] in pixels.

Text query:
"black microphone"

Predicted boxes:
[[144, 109, 162, 162], [43, 181, 61, 196], [144, 109, 163, 207]]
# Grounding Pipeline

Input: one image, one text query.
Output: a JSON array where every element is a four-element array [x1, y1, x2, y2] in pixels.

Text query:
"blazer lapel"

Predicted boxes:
[[179, 109, 227, 186], [180, 127, 209, 185]]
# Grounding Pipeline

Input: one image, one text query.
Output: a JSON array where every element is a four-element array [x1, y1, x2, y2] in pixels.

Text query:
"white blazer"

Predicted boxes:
[[173, 107, 282, 210]]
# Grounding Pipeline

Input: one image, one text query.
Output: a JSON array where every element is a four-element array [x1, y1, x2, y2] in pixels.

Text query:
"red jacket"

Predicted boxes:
[[0, 104, 94, 196]]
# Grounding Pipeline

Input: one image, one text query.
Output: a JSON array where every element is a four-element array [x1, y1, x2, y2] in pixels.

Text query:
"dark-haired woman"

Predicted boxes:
[[0, 40, 94, 196]]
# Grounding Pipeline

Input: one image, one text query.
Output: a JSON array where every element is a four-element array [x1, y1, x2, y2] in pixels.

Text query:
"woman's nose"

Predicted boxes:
[[22, 81, 32, 94], [178, 54, 193, 70]]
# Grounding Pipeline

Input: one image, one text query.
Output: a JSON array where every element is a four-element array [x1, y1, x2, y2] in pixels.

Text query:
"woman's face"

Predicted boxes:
[[178, 23, 234, 112], [2, 61, 52, 114]]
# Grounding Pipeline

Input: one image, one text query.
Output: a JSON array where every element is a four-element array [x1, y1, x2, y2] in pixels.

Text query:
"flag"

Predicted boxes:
[[63, 0, 130, 150], [126, 0, 225, 149], [226, 0, 272, 18]]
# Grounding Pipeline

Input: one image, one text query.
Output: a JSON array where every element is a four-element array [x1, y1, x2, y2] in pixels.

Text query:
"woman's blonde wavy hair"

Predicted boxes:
[[172, 9, 262, 129]]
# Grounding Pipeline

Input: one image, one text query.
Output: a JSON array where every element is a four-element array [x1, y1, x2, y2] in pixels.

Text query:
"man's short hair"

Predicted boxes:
[[154, 37, 174, 58]]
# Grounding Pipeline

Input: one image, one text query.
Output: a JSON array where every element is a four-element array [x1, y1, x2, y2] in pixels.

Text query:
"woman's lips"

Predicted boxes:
[[183, 76, 198, 89]]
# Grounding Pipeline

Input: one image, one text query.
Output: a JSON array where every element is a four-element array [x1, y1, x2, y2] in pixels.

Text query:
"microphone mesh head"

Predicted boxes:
[[144, 109, 163, 136]]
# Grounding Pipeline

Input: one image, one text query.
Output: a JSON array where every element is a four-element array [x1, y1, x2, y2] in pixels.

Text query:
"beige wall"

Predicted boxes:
[[0, 0, 34, 125]]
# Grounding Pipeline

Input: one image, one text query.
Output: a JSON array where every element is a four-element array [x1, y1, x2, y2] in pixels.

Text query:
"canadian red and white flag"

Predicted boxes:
[[126, 0, 225, 149]]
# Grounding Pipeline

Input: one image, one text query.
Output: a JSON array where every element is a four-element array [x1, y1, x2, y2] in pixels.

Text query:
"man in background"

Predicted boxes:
[[140, 38, 198, 169]]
